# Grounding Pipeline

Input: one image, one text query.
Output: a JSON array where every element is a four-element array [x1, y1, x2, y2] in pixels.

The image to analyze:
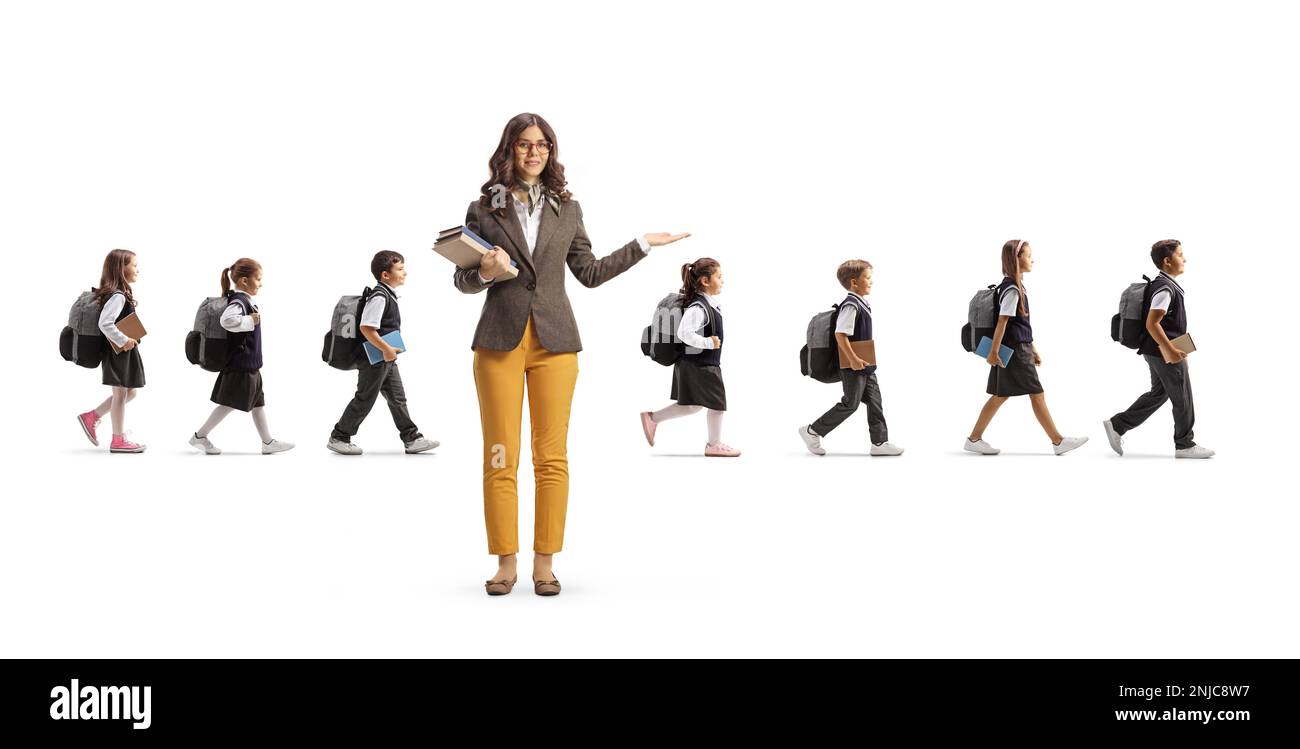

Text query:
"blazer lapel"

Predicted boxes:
[[533, 199, 564, 266], [490, 207, 536, 277]]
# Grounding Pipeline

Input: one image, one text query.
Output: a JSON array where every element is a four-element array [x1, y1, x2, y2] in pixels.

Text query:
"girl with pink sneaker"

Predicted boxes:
[[75, 249, 146, 453], [639, 258, 740, 457]]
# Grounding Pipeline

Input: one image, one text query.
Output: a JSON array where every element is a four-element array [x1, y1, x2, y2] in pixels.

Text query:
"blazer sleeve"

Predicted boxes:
[[565, 202, 649, 289], [453, 201, 495, 295]]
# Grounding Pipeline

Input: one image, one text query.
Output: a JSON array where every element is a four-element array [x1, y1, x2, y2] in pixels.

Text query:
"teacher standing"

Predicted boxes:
[[453, 113, 688, 597]]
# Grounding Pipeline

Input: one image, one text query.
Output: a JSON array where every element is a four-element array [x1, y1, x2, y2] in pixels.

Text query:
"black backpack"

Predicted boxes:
[[641, 293, 691, 366], [799, 304, 842, 383], [322, 287, 372, 370], [1111, 276, 1153, 349], [58, 290, 106, 369], [184, 293, 249, 372]]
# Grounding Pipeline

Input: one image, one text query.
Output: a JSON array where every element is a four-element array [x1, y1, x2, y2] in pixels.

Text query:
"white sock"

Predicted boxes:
[[196, 405, 233, 438], [707, 409, 724, 445], [652, 404, 702, 422], [251, 407, 272, 443]]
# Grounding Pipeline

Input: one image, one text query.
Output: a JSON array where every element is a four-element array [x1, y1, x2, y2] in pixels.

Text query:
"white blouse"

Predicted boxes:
[[97, 292, 130, 348], [677, 293, 721, 350]]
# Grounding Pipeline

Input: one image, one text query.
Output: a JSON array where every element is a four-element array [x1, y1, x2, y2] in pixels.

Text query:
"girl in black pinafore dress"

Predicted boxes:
[[188, 259, 294, 456], [74, 249, 146, 453], [638, 258, 740, 457]]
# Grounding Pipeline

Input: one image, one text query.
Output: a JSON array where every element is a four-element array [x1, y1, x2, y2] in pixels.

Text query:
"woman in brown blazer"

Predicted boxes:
[[454, 113, 688, 596]]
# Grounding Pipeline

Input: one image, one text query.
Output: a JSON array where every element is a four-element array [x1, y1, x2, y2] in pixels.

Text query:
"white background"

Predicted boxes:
[[2, 1, 1296, 657]]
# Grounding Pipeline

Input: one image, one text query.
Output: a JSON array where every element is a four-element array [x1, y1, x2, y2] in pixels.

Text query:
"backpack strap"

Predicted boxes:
[[225, 291, 254, 316]]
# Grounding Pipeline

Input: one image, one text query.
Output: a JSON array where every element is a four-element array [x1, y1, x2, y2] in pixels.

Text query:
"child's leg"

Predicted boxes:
[[377, 362, 421, 444], [862, 372, 889, 445], [1110, 355, 1171, 437], [1161, 360, 1196, 449], [1028, 393, 1064, 444], [706, 409, 724, 444], [969, 396, 1008, 441], [109, 387, 131, 435], [331, 363, 386, 441], [196, 405, 233, 438], [809, 369, 868, 437], [652, 404, 703, 422], [93, 389, 135, 418], [250, 407, 272, 443]]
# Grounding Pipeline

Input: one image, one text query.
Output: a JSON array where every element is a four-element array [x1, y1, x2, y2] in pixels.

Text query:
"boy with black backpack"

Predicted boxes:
[[1103, 240, 1213, 458], [797, 259, 903, 456], [327, 251, 438, 456]]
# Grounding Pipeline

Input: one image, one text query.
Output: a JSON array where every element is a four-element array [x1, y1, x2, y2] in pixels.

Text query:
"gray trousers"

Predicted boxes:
[[1110, 354, 1195, 449], [331, 360, 421, 443], [810, 367, 888, 445]]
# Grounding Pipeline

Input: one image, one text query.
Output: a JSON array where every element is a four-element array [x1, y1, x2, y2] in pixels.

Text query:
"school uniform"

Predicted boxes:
[[1110, 271, 1196, 448], [810, 292, 889, 444], [987, 276, 1043, 397], [671, 292, 727, 411], [209, 291, 265, 412], [330, 282, 423, 444], [98, 291, 146, 389]]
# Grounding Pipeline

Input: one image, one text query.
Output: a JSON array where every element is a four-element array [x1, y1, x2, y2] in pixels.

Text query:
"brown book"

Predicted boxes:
[[108, 312, 147, 353], [1162, 333, 1197, 363], [838, 339, 876, 369], [433, 226, 519, 280]]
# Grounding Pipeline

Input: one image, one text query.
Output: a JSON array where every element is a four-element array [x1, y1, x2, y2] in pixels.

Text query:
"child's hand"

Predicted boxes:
[[850, 356, 867, 371], [1162, 344, 1188, 363], [1032, 351, 1042, 366], [985, 349, 1003, 367], [709, 336, 721, 349], [251, 313, 261, 326], [382, 346, 399, 363], [121, 338, 138, 351]]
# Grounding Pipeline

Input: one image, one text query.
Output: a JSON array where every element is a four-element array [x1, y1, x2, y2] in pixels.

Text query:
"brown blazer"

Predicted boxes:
[[452, 198, 648, 352]]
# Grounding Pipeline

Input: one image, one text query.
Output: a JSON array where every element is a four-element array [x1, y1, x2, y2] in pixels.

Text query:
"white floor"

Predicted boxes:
[[3, 402, 1291, 658]]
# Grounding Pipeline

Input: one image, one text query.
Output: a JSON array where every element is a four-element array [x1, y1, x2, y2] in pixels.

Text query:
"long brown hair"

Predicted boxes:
[[93, 249, 137, 308], [1000, 239, 1029, 317], [221, 258, 262, 295], [678, 257, 720, 309], [479, 113, 572, 213]]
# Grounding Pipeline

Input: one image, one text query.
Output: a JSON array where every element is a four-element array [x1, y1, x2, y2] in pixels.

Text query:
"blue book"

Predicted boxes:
[[362, 330, 406, 365], [975, 336, 1014, 368]]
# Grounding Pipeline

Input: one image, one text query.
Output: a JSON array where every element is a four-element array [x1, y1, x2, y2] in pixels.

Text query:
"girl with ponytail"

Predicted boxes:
[[188, 258, 294, 456], [964, 240, 1088, 456], [639, 257, 740, 457]]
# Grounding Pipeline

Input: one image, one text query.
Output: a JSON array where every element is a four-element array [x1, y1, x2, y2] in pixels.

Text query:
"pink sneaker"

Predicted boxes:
[[109, 434, 146, 453], [704, 442, 741, 457], [77, 411, 101, 446], [639, 411, 657, 447]]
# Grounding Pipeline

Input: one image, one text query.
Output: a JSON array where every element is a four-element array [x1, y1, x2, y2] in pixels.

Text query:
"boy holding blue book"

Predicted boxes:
[[328, 251, 438, 455]]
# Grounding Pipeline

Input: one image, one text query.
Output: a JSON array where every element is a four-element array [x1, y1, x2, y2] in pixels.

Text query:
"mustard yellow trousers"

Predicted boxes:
[[472, 316, 579, 555]]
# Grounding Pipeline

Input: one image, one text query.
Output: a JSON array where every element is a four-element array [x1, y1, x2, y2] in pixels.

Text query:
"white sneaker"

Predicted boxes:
[[1053, 436, 1089, 456], [189, 433, 221, 455], [1102, 420, 1123, 456], [870, 441, 904, 456], [327, 438, 362, 455], [404, 437, 439, 454], [798, 425, 826, 456], [964, 438, 1000, 455], [262, 439, 295, 455], [1175, 445, 1215, 459]]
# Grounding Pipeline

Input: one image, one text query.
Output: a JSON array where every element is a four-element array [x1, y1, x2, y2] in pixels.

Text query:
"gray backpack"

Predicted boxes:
[[58, 290, 106, 368], [1111, 275, 1153, 349], [322, 289, 370, 370], [799, 304, 842, 383], [960, 284, 1000, 352], [184, 296, 239, 372], [640, 293, 688, 366]]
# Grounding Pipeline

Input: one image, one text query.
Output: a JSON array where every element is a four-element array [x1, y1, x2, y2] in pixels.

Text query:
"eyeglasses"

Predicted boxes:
[[514, 140, 552, 154]]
